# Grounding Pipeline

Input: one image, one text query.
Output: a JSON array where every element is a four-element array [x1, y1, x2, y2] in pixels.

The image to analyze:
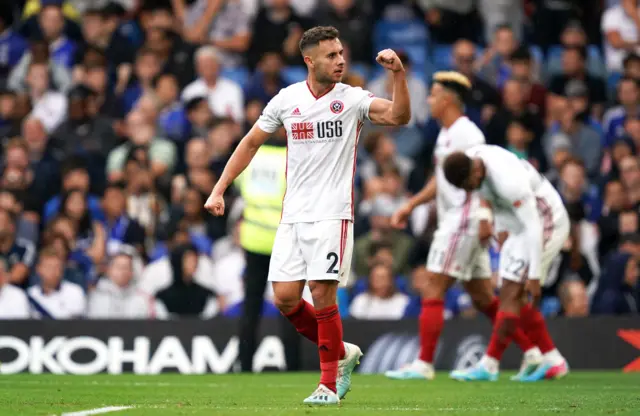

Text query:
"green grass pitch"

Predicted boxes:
[[0, 372, 638, 415]]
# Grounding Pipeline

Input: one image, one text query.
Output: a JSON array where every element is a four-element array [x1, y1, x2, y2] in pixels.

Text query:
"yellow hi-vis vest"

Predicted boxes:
[[237, 142, 287, 255]]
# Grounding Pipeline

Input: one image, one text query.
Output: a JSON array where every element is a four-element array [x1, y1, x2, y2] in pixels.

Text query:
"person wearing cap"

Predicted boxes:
[[548, 46, 607, 121]]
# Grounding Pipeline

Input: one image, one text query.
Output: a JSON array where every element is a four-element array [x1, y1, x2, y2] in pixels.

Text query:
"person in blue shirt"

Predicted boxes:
[[0, 6, 28, 80], [0, 208, 35, 289], [602, 77, 640, 148], [43, 156, 103, 223], [37, 3, 76, 69], [121, 48, 161, 114], [245, 51, 289, 105]]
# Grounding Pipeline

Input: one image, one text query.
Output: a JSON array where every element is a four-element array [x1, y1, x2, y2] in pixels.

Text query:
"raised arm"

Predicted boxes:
[[368, 49, 411, 126], [204, 124, 271, 215]]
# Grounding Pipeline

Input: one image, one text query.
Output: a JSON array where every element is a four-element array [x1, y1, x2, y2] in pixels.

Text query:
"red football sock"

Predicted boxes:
[[520, 303, 556, 353], [283, 300, 345, 359], [486, 311, 519, 361], [418, 299, 444, 363], [316, 305, 342, 393], [481, 298, 535, 353]]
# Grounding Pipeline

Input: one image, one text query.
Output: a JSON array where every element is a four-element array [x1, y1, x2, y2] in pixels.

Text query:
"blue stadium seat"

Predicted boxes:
[[282, 66, 307, 84], [373, 19, 429, 70], [220, 66, 250, 88], [432, 44, 453, 71], [529, 45, 544, 66]]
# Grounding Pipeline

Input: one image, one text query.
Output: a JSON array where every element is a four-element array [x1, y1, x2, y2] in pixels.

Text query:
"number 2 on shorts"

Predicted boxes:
[[326, 252, 339, 274]]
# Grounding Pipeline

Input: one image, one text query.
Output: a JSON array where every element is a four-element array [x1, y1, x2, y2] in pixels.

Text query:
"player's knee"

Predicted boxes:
[[309, 280, 338, 310], [272, 283, 303, 314], [419, 272, 450, 300]]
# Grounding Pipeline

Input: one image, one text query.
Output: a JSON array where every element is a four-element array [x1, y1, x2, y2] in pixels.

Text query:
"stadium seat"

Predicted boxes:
[[373, 19, 429, 69], [221, 66, 251, 89], [282, 66, 307, 84], [432, 44, 452, 71]]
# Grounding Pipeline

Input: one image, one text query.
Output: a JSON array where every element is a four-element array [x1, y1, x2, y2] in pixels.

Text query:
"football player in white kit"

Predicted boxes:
[[443, 145, 570, 382], [204, 26, 411, 405], [385, 72, 544, 381]]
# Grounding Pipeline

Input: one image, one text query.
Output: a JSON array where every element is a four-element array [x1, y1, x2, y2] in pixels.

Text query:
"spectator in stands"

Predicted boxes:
[[182, 46, 244, 123], [367, 52, 428, 126], [52, 85, 117, 187], [349, 263, 410, 320], [485, 78, 545, 168], [416, 0, 480, 44], [603, 77, 640, 148], [0, 6, 27, 81], [172, 138, 208, 201], [509, 46, 547, 119], [360, 131, 414, 186], [599, 180, 630, 258], [477, 24, 521, 88], [88, 250, 155, 319], [1, 137, 50, 214], [505, 118, 544, 169], [143, 26, 196, 89], [102, 182, 146, 258], [39, 230, 85, 289], [207, 117, 237, 178], [247, 0, 313, 69], [47, 214, 96, 286], [154, 243, 219, 318], [121, 48, 161, 114], [548, 46, 607, 121], [555, 158, 590, 217], [155, 73, 186, 142], [601, 0, 640, 73], [19, 0, 82, 42], [0, 209, 34, 288], [245, 52, 288, 106], [592, 234, 640, 314], [107, 110, 177, 183], [83, 63, 124, 120], [28, 246, 86, 319], [0, 188, 37, 246], [318, 0, 372, 65], [451, 39, 500, 125], [183, 95, 213, 140], [558, 280, 590, 317], [58, 189, 106, 269], [623, 53, 640, 80], [24, 62, 68, 133], [43, 156, 102, 223], [544, 105, 602, 179], [8, 40, 71, 94], [123, 158, 169, 242], [0, 258, 30, 318], [547, 21, 606, 80], [354, 194, 413, 277], [619, 155, 640, 207], [38, 1, 76, 69]]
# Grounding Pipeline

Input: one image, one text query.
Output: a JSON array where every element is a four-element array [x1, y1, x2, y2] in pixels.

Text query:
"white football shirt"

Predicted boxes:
[[433, 116, 485, 221], [257, 81, 374, 223]]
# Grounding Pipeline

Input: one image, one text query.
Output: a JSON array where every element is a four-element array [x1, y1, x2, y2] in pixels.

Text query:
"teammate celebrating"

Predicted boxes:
[[205, 26, 411, 405], [444, 145, 570, 381], [385, 72, 543, 381]]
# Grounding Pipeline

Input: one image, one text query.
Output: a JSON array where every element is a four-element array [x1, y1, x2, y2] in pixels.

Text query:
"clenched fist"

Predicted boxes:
[[376, 49, 405, 73], [204, 193, 225, 216]]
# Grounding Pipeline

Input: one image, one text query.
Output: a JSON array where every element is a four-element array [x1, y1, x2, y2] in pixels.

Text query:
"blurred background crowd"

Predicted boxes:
[[0, 0, 637, 321]]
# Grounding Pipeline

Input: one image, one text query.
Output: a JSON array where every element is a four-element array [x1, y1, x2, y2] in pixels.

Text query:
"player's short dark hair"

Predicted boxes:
[[443, 152, 473, 189], [509, 46, 531, 63], [299, 26, 340, 54], [563, 45, 587, 61], [624, 53, 640, 69]]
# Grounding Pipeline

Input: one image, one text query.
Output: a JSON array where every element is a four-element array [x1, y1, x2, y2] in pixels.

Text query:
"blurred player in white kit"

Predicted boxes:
[[444, 145, 570, 381], [386, 72, 545, 381], [205, 26, 411, 404]]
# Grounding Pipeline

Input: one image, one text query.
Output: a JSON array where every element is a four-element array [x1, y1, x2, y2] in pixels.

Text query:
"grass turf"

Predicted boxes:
[[0, 372, 638, 415]]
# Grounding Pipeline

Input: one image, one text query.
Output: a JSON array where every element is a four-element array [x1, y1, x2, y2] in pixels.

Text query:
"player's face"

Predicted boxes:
[[464, 160, 484, 190], [427, 83, 447, 120], [308, 39, 345, 84]]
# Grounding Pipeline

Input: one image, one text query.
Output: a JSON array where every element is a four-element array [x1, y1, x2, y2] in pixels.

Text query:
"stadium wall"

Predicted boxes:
[[0, 318, 638, 374]]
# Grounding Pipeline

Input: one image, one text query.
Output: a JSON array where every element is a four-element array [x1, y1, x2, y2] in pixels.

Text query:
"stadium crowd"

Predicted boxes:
[[0, 0, 637, 320]]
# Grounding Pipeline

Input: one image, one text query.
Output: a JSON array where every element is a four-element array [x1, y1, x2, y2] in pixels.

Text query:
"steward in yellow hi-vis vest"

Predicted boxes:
[[236, 138, 287, 255], [235, 135, 298, 373]]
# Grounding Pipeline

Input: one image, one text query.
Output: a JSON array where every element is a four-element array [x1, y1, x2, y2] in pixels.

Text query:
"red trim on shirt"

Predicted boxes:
[[306, 80, 335, 100], [350, 121, 364, 219]]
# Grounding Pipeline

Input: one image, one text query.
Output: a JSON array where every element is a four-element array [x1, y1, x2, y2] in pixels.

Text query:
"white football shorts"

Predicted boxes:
[[426, 198, 491, 281], [268, 219, 353, 284], [499, 198, 571, 284]]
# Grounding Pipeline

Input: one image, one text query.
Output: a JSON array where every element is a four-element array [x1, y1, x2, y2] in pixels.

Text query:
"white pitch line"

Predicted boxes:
[[60, 406, 133, 416]]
